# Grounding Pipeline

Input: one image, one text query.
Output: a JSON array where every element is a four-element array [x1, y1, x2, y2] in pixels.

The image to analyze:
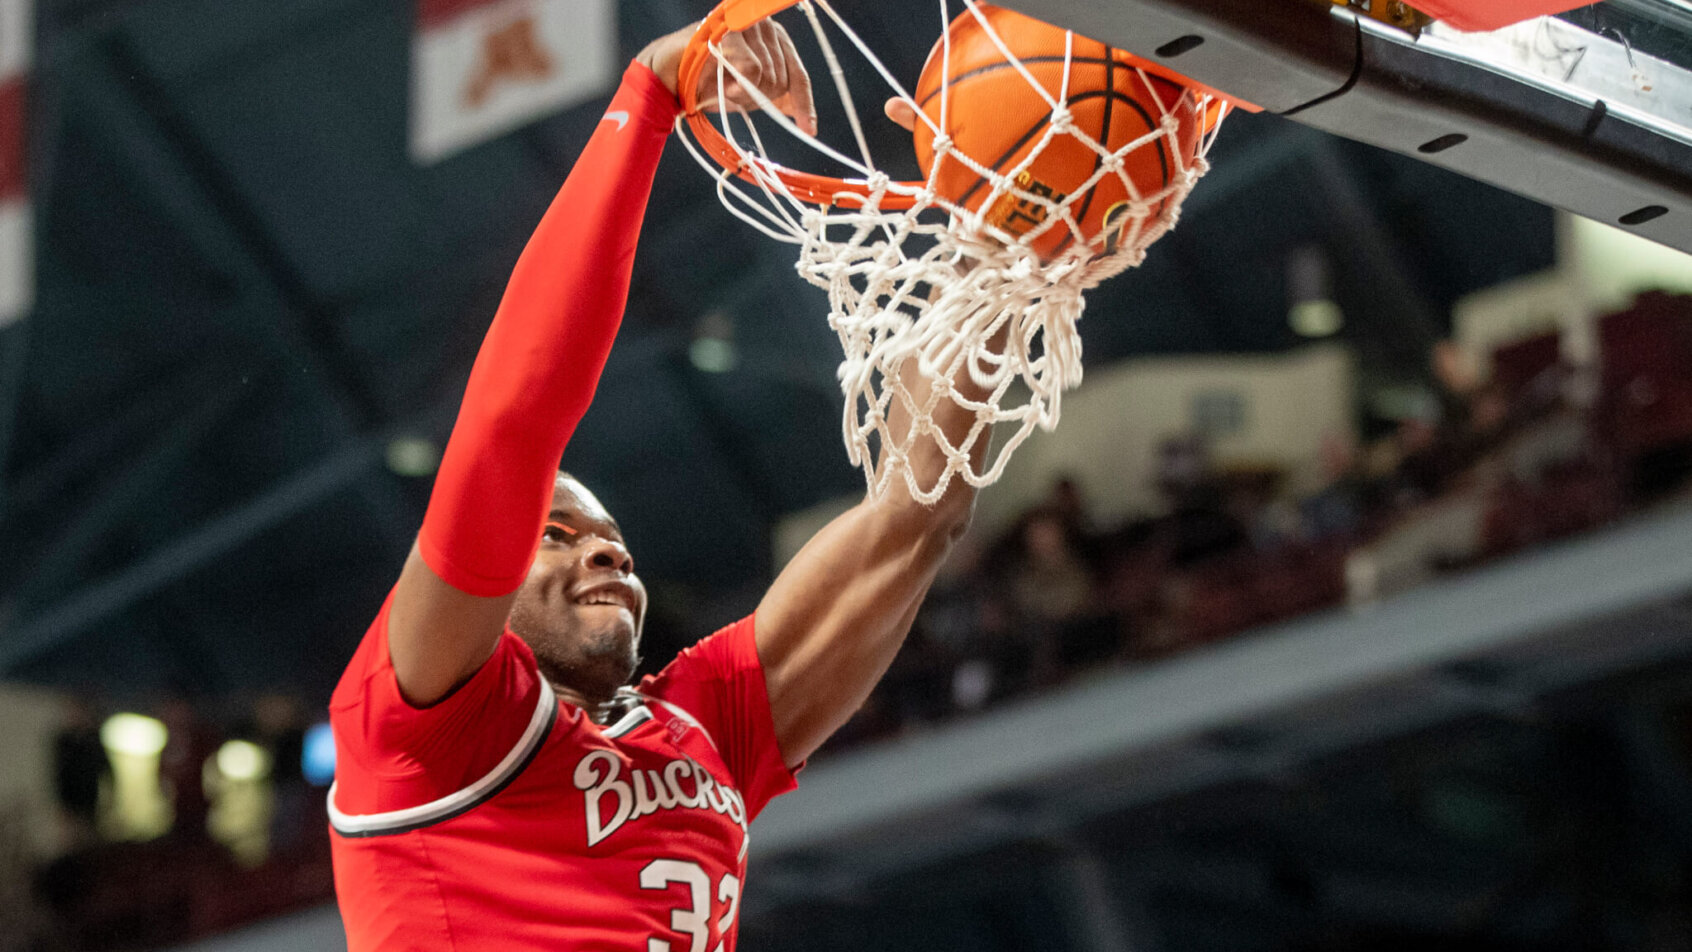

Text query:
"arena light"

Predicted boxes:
[[385, 436, 441, 477], [302, 722, 337, 786], [100, 713, 168, 758], [1287, 246, 1343, 338], [215, 739, 272, 782], [689, 310, 738, 374], [1289, 299, 1344, 338]]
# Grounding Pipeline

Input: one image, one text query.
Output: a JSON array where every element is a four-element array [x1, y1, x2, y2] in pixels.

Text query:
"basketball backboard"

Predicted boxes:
[[1002, 0, 1692, 256]]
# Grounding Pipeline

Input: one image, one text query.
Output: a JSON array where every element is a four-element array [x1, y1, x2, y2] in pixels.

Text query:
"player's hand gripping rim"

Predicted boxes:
[[639, 19, 819, 137]]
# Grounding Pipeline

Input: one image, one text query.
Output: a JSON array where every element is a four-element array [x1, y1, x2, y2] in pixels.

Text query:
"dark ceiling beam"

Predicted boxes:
[[0, 360, 472, 675], [7, 377, 250, 605], [1302, 139, 1444, 365], [0, 22, 68, 508], [0, 437, 385, 676], [65, 30, 414, 546], [1, 362, 227, 518], [1181, 121, 1325, 218], [0, 325, 30, 511], [57, 39, 257, 295], [659, 353, 782, 576], [96, 32, 384, 432], [1162, 228, 1239, 351]]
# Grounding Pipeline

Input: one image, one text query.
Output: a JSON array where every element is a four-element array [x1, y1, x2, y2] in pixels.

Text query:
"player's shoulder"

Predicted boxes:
[[645, 615, 761, 686], [331, 616, 540, 724], [600, 686, 723, 759]]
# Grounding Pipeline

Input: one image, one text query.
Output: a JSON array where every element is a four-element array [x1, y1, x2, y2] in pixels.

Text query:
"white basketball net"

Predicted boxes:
[[678, 0, 1228, 504]]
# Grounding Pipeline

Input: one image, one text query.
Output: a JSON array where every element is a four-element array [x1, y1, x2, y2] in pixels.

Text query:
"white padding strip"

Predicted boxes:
[[328, 678, 557, 835]]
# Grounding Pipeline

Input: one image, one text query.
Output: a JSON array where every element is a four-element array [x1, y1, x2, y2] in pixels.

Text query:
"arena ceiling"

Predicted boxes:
[[0, 0, 1556, 703]]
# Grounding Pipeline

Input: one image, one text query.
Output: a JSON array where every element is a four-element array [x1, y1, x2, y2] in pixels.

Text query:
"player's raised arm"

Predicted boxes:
[[755, 349, 992, 766], [386, 21, 815, 707]]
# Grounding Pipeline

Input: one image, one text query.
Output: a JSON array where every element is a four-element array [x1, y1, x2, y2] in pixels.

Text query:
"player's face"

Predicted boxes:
[[508, 474, 647, 701]]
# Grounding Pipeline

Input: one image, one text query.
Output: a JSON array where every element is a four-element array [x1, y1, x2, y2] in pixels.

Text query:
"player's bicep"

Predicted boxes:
[[754, 499, 963, 764], [387, 543, 518, 707]]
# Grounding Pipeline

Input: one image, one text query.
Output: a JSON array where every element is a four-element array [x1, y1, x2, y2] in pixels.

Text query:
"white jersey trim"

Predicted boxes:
[[601, 687, 719, 753], [327, 677, 558, 838], [602, 702, 654, 739]]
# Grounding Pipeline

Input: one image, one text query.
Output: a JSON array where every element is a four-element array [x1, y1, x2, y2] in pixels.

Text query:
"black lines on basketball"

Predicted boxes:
[[1059, 50, 1117, 255], [953, 89, 1162, 211], [911, 6, 1208, 261], [916, 56, 1131, 109], [1619, 205, 1668, 226]]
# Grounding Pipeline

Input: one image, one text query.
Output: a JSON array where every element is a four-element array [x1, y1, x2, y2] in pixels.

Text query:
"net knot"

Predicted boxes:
[[1048, 105, 1076, 133]]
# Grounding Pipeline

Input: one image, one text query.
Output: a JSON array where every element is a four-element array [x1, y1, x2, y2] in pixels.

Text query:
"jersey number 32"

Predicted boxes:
[[640, 858, 742, 952]]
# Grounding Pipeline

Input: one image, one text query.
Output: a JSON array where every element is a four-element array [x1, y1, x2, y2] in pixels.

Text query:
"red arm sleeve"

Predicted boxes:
[[419, 62, 678, 597]]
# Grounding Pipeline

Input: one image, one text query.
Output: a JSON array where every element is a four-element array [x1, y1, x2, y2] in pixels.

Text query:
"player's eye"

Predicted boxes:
[[542, 522, 578, 544]]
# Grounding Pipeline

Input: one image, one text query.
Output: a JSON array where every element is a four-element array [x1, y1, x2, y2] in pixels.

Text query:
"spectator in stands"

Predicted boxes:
[[1154, 436, 1250, 567], [156, 697, 219, 844], [1301, 432, 1366, 541], [921, 532, 1025, 708], [1008, 510, 1095, 627], [997, 506, 1113, 682], [251, 694, 310, 854], [52, 697, 108, 851]]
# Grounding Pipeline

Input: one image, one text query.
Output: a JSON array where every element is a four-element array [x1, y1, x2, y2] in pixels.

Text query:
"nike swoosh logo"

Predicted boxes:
[[602, 111, 629, 131]]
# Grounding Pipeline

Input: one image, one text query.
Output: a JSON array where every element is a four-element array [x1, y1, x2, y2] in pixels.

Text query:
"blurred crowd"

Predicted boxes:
[[4, 292, 1690, 950], [1, 694, 332, 951], [829, 292, 1692, 750]]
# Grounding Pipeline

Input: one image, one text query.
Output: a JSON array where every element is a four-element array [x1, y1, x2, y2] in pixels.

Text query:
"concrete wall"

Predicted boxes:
[[1562, 211, 1692, 315], [776, 344, 1358, 565], [0, 685, 70, 856], [1452, 269, 1591, 371], [978, 343, 1356, 529], [168, 905, 345, 952]]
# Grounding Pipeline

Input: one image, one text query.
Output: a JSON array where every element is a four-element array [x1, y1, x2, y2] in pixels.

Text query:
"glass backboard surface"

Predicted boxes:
[[1426, 1, 1692, 142], [1004, 0, 1692, 255]]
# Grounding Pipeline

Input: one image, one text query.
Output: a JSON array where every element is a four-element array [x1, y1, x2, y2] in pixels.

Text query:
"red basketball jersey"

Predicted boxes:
[[328, 604, 797, 951]]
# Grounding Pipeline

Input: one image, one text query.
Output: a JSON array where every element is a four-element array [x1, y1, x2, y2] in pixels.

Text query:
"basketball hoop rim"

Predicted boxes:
[[680, 0, 925, 208], [678, 0, 1257, 209]]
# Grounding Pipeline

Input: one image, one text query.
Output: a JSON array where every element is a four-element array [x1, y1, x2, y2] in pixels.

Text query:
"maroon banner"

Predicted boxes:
[[416, 0, 500, 31], [0, 77, 24, 201]]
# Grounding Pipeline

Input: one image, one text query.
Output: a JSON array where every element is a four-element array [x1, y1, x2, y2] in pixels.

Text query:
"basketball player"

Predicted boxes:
[[328, 18, 987, 951]]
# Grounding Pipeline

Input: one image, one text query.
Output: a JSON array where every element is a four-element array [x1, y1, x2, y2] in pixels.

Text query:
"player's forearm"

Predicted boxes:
[[418, 63, 678, 597], [879, 350, 995, 526]]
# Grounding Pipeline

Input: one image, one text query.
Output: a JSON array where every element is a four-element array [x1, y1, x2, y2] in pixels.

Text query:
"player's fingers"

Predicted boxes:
[[723, 30, 765, 101], [773, 24, 817, 136], [884, 97, 918, 134], [738, 22, 781, 109], [755, 22, 789, 104]]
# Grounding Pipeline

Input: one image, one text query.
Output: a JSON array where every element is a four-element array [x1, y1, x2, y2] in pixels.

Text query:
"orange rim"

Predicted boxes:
[[680, 0, 923, 208], [677, 0, 1252, 208], [1114, 49, 1260, 128]]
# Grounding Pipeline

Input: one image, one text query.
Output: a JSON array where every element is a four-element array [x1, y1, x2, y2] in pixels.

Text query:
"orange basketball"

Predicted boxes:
[[913, 5, 1206, 260]]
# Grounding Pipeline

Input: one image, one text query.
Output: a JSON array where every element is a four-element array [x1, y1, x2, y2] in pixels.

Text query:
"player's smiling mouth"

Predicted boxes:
[[571, 581, 640, 615]]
